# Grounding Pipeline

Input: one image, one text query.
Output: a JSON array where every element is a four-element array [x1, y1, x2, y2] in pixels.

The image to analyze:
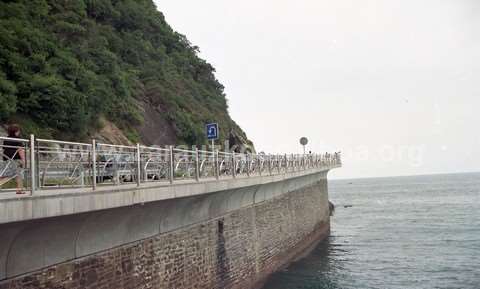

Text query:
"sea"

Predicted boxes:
[[262, 172, 480, 289]]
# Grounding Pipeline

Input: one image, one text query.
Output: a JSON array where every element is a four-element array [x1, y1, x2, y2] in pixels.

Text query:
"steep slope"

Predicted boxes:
[[0, 0, 252, 148]]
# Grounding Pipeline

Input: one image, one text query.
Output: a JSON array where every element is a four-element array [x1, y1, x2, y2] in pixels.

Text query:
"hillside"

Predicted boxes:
[[0, 0, 252, 148]]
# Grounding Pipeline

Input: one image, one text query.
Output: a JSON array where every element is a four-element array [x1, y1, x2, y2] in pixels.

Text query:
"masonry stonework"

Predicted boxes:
[[0, 179, 330, 289]]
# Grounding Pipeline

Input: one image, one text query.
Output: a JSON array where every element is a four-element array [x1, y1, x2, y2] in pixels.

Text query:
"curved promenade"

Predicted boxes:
[[0, 135, 341, 288], [0, 135, 341, 224]]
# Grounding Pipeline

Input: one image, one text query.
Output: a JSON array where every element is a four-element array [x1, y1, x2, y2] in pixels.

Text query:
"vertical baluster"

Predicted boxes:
[[169, 146, 174, 184], [29, 134, 36, 195], [195, 148, 200, 181], [215, 150, 219, 180], [35, 139, 40, 189], [92, 139, 97, 190], [113, 147, 119, 185], [291, 154, 294, 171], [232, 152, 236, 179], [258, 155, 262, 176], [268, 154, 272, 175], [277, 155, 282, 173], [136, 143, 141, 186]]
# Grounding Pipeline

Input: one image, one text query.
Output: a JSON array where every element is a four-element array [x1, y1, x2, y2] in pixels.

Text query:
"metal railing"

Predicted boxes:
[[0, 135, 341, 195]]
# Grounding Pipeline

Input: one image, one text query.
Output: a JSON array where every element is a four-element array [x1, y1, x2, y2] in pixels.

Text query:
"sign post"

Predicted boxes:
[[299, 137, 308, 155], [206, 122, 219, 151], [206, 123, 219, 178]]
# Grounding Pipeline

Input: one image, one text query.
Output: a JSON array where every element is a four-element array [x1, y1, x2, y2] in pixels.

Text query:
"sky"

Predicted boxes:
[[154, 0, 480, 179]]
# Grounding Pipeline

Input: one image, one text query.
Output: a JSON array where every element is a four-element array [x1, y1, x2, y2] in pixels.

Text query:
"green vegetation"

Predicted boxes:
[[0, 0, 250, 146]]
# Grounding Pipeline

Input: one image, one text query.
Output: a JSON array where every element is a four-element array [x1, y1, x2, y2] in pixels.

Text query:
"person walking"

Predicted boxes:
[[0, 124, 26, 194]]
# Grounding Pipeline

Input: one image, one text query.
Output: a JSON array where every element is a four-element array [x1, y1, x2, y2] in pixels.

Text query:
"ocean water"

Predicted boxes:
[[262, 172, 480, 289]]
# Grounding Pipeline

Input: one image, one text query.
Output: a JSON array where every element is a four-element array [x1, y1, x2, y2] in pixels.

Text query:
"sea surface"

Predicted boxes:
[[262, 172, 480, 289]]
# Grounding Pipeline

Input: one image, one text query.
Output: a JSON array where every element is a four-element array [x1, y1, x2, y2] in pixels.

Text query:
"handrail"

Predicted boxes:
[[173, 148, 196, 153], [36, 139, 92, 147], [0, 136, 29, 142], [97, 143, 136, 149], [0, 134, 342, 195]]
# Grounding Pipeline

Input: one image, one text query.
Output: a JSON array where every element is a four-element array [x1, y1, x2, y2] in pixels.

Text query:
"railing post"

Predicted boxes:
[[258, 155, 262, 176], [215, 149, 219, 180], [195, 148, 200, 182], [169, 145, 174, 184], [113, 152, 119, 185], [246, 154, 250, 177], [291, 154, 295, 171], [232, 152, 236, 178], [35, 142, 40, 189], [268, 154, 272, 175], [92, 139, 97, 190], [277, 155, 281, 174], [29, 134, 36, 195], [289, 154, 292, 171], [136, 143, 141, 186]]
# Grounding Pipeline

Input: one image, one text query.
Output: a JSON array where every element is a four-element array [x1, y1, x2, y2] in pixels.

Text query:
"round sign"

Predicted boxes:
[[299, 137, 308, 146]]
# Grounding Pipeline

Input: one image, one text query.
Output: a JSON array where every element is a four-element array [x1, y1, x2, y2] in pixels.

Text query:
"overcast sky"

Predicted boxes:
[[154, 0, 479, 179]]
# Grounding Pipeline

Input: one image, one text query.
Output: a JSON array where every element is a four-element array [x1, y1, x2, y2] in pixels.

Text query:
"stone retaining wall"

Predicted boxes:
[[0, 178, 330, 289]]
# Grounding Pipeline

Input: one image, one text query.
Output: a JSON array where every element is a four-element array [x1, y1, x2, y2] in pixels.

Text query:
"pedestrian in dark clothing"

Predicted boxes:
[[0, 124, 26, 194]]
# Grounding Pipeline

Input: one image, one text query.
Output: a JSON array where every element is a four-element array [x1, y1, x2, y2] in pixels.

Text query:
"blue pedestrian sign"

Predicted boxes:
[[206, 123, 219, 140]]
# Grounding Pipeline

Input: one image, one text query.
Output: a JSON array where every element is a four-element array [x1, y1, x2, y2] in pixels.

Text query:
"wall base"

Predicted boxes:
[[248, 222, 330, 289]]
